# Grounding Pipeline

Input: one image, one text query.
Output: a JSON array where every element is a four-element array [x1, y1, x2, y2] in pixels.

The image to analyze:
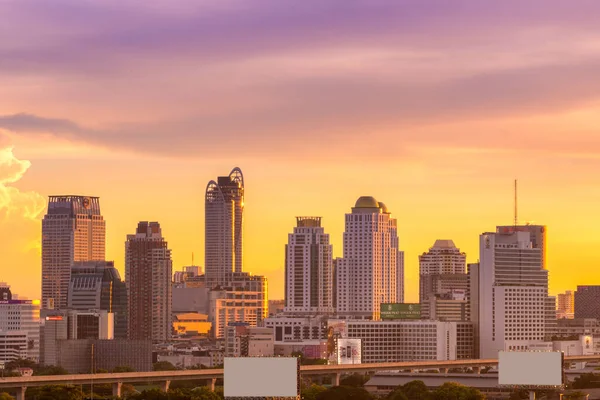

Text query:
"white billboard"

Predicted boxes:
[[498, 351, 563, 387], [336, 338, 361, 365], [224, 357, 299, 397]]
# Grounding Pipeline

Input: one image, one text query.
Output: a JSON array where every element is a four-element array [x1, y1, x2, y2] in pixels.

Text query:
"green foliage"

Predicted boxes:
[[0, 393, 14, 400], [4, 358, 37, 371], [290, 351, 328, 366], [572, 374, 600, 389], [112, 365, 135, 373], [302, 384, 327, 400], [126, 387, 223, 400], [153, 361, 179, 371], [25, 385, 84, 400], [431, 382, 484, 400], [35, 365, 69, 376], [395, 380, 431, 400], [340, 373, 369, 387], [316, 386, 374, 400]]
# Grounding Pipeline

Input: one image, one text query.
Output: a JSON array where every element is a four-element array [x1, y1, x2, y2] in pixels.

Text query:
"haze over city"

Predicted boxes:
[[2, 0, 600, 303]]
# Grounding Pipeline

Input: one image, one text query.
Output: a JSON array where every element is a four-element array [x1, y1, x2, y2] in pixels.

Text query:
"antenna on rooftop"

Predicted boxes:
[[514, 179, 518, 227]]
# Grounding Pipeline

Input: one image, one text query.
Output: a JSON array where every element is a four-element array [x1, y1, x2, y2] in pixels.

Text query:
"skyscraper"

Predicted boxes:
[[42, 196, 105, 310], [284, 217, 334, 315], [471, 230, 548, 358], [125, 222, 172, 342], [336, 196, 403, 320], [574, 286, 600, 320], [205, 167, 244, 288], [496, 225, 547, 268], [68, 261, 128, 339], [419, 240, 467, 303]]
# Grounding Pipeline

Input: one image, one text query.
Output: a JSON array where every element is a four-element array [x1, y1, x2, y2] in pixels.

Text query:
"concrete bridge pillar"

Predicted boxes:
[[474, 366, 482, 375], [112, 382, 123, 398], [207, 378, 216, 391], [160, 380, 171, 392], [333, 372, 341, 386], [14, 387, 26, 400]]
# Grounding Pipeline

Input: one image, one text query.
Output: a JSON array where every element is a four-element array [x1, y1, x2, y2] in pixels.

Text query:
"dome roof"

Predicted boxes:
[[377, 202, 389, 213], [354, 196, 379, 208]]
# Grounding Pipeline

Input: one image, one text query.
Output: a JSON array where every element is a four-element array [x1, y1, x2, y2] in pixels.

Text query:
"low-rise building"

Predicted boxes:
[[264, 315, 328, 342], [345, 320, 474, 363], [172, 313, 211, 337], [225, 324, 274, 357], [274, 340, 328, 359]]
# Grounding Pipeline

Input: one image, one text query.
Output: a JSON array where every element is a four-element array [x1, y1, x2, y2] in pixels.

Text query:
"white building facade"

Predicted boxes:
[[419, 240, 467, 303], [471, 229, 550, 359], [284, 217, 334, 315], [0, 299, 40, 362], [336, 196, 403, 320]]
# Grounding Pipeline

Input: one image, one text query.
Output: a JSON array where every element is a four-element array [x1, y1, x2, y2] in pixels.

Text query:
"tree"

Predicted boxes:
[[302, 384, 327, 400], [0, 393, 13, 400], [35, 365, 69, 376], [509, 389, 529, 400], [316, 386, 374, 400], [127, 388, 168, 400], [153, 361, 179, 371], [25, 385, 83, 400], [564, 391, 589, 400], [190, 386, 223, 400], [431, 382, 484, 400], [5, 359, 37, 371], [340, 373, 369, 387], [397, 380, 431, 400], [113, 365, 135, 373]]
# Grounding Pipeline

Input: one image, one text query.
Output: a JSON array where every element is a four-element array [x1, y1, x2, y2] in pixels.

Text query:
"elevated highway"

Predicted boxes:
[[1, 355, 599, 399]]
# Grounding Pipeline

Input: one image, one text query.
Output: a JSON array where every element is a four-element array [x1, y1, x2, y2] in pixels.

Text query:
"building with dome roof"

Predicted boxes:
[[336, 197, 404, 320], [419, 240, 467, 303]]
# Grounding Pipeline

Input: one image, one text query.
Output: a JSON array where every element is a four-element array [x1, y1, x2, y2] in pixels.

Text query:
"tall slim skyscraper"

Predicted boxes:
[[284, 217, 334, 315], [471, 230, 548, 358], [419, 240, 467, 303], [205, 167, 244, 288], [125, 222, 172, 342], [42, 196, 105, 310], [336, 196, 403, 320]]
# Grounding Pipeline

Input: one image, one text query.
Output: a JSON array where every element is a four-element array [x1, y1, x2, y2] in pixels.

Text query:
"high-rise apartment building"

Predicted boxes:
[[419, 240, 467, 303], [284, 217, 334, 315], [575, 286, 600, 320], [125, 222, 172, 342], [41, 196, 105, 310], [471, 230, 549, 358], [557, 290, 574, 319], [68, 261, 128, 339], [205, 167, 244, 288], [336, 196, 403, 320]]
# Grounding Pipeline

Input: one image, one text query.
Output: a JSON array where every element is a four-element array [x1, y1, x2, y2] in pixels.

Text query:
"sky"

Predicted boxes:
[[1, 0, 600, 302]]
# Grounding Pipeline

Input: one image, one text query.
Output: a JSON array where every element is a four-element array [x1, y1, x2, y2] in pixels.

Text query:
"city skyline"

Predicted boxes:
[[3, 1, 600, 302]]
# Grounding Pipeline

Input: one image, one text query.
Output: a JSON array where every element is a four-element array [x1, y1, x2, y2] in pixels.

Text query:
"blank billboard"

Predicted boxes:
[[224, 357, 299, 397], [498, 351, 563, 387]]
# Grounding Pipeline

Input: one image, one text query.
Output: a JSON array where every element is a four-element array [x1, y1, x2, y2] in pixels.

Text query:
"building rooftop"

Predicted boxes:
[[433, 240, 457, 249]]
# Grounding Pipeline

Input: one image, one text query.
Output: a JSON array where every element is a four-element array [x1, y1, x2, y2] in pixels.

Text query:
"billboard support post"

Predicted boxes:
[[529, 391, 535, 400]]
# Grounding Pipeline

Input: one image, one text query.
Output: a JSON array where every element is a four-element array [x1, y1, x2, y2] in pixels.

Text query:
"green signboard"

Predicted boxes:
[[380, 303, 421, 320]]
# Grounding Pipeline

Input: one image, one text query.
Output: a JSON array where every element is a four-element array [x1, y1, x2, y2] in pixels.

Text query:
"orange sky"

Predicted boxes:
[[1, 1, 600, 302]]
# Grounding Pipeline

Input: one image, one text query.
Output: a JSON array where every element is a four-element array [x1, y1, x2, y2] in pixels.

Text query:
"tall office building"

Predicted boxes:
[[496, 225, 547, 268], [419, 240, 467, 303], [125, 222, 172, 342], [68, 261, 128, 339], [336, 197, 403, 320], [284, 217, 334, 315], [557, 290, 574, 319], [471, 230, 549, 358], [41, 196, 105, 310], [205, 167, 244, 288]]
